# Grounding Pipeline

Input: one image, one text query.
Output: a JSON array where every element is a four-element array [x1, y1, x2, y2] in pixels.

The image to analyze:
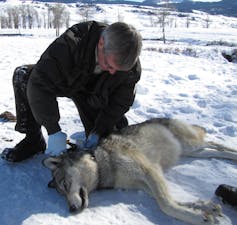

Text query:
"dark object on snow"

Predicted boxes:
[[215, 184, 237, 206], [0, 111, 16, 122], [222, 49, 237, 63]]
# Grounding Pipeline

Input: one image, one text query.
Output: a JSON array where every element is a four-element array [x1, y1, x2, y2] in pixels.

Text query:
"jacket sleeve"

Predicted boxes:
[[26, 27, 80, 135], [92, 61, 141, 137]]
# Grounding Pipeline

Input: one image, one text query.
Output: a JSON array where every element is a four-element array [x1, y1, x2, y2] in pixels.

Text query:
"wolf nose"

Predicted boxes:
[[69, 205, 79, 213]]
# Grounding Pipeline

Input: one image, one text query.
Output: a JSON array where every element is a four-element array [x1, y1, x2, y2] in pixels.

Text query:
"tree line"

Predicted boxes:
[[0, 2, 104, 36], [0, 1, 212, 40], [0, 3, 70, 36]]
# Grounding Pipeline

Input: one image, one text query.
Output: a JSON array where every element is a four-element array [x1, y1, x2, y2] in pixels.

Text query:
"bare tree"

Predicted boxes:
[[35, 10, 41, 28], [64, 10, 70, 29], [20, 5, 27, 29], [27, 5, 37, 29], [148, 9, 158, 27], [158, 2, 170, 44], [159, 10, 169, 43], [0, 15, 8, 29], [47, 5, 52, 29], [51, 3, 68, 36], [42, 11, 47, 29], [204, 14, 211, 28], [77, 2, 94, 22], [157, 0, 175, 44], [11, 6, 20, 29], [117, 8, 124, 22], [0, 4, 39, 29], [6, 7, 13, 28], [186, 15, 191, 28]]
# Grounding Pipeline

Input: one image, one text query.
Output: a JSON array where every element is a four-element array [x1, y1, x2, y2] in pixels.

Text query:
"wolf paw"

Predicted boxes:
[[179, 200, 223, 224]]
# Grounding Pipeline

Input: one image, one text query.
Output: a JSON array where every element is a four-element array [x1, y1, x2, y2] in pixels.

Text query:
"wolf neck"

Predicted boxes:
[[94, 147, 115, 189]]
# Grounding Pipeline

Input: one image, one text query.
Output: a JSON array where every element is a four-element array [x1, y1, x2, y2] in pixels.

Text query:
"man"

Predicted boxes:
[[1, 21, 142, 162]]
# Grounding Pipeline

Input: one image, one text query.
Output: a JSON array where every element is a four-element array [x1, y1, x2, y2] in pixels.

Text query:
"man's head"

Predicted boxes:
[[97, 22, 142, 74]]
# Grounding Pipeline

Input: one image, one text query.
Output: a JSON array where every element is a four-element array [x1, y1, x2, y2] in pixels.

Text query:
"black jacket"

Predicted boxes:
[[27, 21, 141, 136]]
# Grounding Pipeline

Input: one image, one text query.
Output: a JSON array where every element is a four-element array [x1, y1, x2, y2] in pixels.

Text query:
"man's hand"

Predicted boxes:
[[46, 131, 67, 155], [79, 133, 99, 150]]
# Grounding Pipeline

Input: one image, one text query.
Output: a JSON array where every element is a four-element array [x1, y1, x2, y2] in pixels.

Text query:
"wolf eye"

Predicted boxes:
[[62, 180, 71, 192]]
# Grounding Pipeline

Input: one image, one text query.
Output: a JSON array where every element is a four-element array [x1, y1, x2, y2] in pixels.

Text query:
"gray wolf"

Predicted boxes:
[[43, 118, 237, 225]]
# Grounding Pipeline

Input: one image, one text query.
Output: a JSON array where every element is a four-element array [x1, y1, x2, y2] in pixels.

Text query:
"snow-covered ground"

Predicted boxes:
[[0, 3, 237, 225]]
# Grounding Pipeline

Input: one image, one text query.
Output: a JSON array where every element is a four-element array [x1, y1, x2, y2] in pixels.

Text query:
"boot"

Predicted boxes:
[[215, 184, 237, 206], [1, 132, 46, 162]]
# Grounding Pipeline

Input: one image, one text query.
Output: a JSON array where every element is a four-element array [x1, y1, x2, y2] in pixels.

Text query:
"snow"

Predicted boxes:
[[0, 2, 237, 225]]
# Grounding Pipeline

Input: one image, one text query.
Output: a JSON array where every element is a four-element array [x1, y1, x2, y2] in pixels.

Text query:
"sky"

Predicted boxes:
[[0, 2, 237, 225]]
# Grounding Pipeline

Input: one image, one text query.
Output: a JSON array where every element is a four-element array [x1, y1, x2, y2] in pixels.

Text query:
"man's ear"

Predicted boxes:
[[42, 157, 62, 171]]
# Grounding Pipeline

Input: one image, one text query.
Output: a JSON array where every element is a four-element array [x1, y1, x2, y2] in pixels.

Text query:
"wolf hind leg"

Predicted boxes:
[[125, 149, 223, 225], [207, 141, 237, 153], [184, 141, 237, 161], [178, 200, 223, 224]]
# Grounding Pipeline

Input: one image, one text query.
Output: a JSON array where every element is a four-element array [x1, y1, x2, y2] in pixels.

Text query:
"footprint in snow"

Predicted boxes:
[[220, 126, 237, 137], [179, 106, 195, 114], [197, 100, 207, 108], [188, 74, 199, 80], [179, 93, 189, 97]]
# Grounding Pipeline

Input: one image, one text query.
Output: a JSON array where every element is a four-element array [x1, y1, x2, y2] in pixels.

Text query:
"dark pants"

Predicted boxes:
[[13, 65, 128, 137], [13, 65, 40, 135], [72, 96, 97, 137]]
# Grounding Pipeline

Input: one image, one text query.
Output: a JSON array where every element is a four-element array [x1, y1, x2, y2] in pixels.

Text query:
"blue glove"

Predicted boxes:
[[79, 133, 99, 150], [46, 131, 67, 155]]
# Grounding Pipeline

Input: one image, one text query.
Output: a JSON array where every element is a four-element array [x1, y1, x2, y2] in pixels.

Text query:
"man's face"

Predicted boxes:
[[97, 38, 121, 75]]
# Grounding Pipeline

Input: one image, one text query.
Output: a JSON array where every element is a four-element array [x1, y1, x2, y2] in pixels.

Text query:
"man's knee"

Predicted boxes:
[[12, 64, 34, 87]]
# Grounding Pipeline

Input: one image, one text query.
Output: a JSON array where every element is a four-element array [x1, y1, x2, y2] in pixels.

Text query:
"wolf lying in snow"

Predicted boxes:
[[43, 118, 237, 225]]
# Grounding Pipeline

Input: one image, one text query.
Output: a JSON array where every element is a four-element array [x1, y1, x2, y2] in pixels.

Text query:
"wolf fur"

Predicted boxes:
[[43, 118, 237, 225]]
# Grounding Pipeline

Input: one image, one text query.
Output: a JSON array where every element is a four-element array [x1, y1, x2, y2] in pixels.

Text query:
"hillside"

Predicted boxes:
[[0, 0, 236, 17], [173, 0, 237, 18]]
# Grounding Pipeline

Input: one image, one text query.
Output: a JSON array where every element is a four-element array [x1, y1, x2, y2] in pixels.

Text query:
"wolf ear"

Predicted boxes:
[[42, 157, 62, 171]]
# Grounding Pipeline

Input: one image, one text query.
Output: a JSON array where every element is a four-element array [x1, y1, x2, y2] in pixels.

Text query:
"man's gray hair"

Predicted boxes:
[[101, 22, 142, 71]]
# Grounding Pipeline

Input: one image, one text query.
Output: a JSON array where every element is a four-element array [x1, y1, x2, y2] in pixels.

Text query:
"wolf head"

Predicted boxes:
[[42, 151, 99, 213]]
